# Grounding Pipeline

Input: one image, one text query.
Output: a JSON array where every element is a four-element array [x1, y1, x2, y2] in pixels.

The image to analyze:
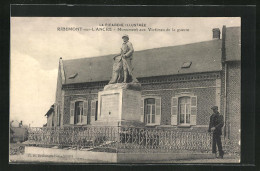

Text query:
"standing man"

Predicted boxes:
[[208, 106, 224, 158], [120, 34, 138, 83]]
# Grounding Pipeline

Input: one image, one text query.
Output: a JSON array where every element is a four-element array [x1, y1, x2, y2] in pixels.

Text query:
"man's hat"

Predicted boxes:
[[211, 106, 218, 110], [122, 34, 129, 39]]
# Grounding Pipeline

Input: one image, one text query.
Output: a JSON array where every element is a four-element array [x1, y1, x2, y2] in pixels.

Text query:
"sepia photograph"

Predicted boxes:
[[9, 17, 241, 163]]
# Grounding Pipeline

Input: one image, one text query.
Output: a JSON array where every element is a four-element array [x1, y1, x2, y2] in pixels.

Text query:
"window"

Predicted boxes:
[[141, 97, 161, 126], [171, 95, 197, 126], [144, 98, 156, 125], [181, 62, 192, 68], [68, 73, 78, 79], [70, 100, 88, 125], [75, 101, 84, 124], [179, 97, 191, 125]]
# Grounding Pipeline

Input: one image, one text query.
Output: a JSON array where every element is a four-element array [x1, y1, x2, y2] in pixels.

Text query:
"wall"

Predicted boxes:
[[62, 72, 220, 130], [141, 77, 218, 126], [63, 88, 101, 125], [47, 113, 53, 127], [226, 62, 241, 147], [54, 62, 63, 127]]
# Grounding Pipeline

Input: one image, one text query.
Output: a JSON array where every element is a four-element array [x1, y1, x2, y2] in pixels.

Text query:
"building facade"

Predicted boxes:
[[47, 26, 240, 147]]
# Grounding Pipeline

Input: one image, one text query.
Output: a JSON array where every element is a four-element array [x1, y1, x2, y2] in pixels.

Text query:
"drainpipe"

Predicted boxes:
[[222, 25, 228, 139], [223, 63, 227, 139]]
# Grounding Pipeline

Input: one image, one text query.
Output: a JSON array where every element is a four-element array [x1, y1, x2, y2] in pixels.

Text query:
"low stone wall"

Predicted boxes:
[[117, 153, 215, 163], [24, 146, 117, 163], [23, 146, 217, 163]]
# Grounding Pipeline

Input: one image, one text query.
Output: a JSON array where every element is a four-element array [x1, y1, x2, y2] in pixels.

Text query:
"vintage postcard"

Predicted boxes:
[[10, 17, 241, 163]]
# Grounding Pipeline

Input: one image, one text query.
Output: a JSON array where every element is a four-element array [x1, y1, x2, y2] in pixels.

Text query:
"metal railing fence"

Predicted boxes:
[[26, 126, 214, 153]]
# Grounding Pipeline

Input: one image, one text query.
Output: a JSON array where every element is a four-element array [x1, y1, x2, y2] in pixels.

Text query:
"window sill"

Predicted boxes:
[[145, 124, 157, 127], [177, 125, 191, 128], [74, 123, 87, 126]]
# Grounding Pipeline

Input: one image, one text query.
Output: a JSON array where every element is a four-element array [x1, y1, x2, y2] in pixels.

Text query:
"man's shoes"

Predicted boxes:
[[214, 152, 224, 159], [217, 151, 224, 159], [217, 155, 224, 159]]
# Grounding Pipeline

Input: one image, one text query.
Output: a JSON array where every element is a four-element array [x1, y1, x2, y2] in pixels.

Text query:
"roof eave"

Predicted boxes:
[[62, 70, 222, 86]]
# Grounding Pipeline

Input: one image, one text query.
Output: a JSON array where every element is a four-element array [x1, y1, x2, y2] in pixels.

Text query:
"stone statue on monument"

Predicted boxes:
[[108, 34, 139, 84], [97, 35, 143, 127]]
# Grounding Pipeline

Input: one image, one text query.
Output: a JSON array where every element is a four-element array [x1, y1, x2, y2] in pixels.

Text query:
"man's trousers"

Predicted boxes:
[[212, 133, 224, 156]]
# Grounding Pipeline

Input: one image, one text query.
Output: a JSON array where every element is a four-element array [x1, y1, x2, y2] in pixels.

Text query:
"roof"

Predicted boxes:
[[225, 27, 241, 61], [63, 39, 222, 84], [45, 104, 54, 117]]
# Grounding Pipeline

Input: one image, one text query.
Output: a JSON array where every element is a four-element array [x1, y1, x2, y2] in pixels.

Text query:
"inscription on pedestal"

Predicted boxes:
[[96, 87, 142, 126], [101, 93, 119, 118]]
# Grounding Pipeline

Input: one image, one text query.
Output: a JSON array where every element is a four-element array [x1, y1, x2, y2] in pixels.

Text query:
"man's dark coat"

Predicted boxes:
[[208, 112, 224, 135]]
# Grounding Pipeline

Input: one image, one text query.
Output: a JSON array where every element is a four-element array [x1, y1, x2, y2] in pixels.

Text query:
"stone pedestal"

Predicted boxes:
[[92, 83, 144, 127]]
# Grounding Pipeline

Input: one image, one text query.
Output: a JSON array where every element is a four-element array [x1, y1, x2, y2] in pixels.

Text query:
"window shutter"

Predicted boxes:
[[140, 98, 144, 122], [155, 98, 161, 125], [70, 101, 75, 124], [82, 101, 88, 124], [91, 100, 96, 124], [171, 97, 178, 125], [190, 96, 197, 125]]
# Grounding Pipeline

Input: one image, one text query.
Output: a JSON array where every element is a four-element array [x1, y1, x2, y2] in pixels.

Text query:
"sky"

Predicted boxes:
[[10, 17, 240, 127]]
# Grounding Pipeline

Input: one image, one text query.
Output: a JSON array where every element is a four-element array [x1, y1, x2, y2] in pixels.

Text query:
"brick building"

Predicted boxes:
[[45, 104, 55, 127], [47, 26, 240, 145]]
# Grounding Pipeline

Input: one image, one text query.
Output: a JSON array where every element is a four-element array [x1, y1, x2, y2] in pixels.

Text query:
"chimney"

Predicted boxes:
[[212, 28, 221, 39]]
